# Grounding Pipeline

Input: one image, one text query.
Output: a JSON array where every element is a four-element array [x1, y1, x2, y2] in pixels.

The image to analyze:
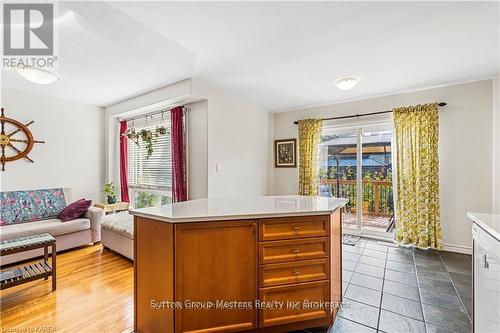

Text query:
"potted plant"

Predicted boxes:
[[103, 182, 117, 204]]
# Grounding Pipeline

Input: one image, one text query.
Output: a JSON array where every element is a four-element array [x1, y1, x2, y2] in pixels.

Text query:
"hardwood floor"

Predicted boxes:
[[0, 244, 134, 333]]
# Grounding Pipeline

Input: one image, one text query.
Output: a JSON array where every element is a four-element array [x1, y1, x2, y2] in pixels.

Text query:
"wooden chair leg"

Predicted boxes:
[[44, 246, 49, 280], [51, 243, 56, 291]]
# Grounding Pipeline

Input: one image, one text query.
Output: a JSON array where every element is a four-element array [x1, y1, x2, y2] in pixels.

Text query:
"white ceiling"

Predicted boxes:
[[2, 1, 498, 111]]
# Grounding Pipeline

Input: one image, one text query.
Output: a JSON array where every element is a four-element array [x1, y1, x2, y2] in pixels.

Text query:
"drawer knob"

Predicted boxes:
[[292, 226, 301, 231], [292, 270, 301, 275], [292, 249, 300, 254]]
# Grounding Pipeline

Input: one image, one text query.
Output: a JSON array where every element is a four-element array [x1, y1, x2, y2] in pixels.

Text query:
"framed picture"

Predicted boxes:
[[275, 139, 297, 167]]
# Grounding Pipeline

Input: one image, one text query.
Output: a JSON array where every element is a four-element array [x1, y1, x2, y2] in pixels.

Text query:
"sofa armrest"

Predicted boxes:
[[84, 206, 104, 243]]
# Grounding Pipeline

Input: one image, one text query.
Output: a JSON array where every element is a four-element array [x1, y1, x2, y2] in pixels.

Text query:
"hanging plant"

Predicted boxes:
[[125, 128, 140, 146], [122, 113, 170, 159], [139, 128, 153, 141], [156, 111, 169, 136], [156, 126, 167, 135], [140, 129, 156, 159]]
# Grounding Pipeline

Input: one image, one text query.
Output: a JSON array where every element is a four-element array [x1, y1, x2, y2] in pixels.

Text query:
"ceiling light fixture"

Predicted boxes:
[[16, 66, 59, 85], [335, 77, 359, 91]]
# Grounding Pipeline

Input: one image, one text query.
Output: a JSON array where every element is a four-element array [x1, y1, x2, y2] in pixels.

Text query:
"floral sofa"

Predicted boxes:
[[0, 188, 103, 265]]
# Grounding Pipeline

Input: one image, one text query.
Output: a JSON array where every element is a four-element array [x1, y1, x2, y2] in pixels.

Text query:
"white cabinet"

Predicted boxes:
[[473, 223, 500, 333]]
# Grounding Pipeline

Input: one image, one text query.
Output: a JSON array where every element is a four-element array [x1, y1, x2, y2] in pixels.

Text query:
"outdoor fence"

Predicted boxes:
[[320, 179, 394, 216]]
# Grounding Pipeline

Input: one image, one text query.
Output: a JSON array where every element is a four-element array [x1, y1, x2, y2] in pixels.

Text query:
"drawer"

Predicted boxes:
[[259, 259, 330, 287], [258, 280, 330, 327], [259, 237, 330, 265], [259, 216, 330, 241]]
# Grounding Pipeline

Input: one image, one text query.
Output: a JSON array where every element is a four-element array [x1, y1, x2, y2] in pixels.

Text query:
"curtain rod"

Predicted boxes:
[[119, 106, 185, 123], [118, 106, 187, 123], [292, 102, 447, 125]]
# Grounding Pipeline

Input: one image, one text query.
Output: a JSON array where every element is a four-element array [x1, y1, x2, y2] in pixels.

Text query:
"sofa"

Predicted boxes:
[[0, 188, 103, 266], [101, 211, 134, 260]]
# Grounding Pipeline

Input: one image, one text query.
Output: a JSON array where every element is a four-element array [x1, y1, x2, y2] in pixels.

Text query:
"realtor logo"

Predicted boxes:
[[2, 2, 58, 69], [3, 3, 54, 56]]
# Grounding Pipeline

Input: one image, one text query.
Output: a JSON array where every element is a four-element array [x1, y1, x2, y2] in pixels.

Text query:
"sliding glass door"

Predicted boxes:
[[319, 124, 395, 238], [360, 128, 394, 235], [319, 129, 359, 231]]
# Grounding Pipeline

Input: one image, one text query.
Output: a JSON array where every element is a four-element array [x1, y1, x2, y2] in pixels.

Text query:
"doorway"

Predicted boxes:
[[319, 124, 395, 238]]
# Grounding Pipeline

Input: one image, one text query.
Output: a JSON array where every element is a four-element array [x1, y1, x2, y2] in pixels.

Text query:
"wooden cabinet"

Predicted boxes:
[[134, 209, 342, 333], [134, 217, 174, 333], [174, 221, 257, 333], [256, 212, 340, 331], [259, 237, 330, 264], [258, 280, 330, 327], [259, 259, 330, 287], [259, 215, 330, 241]]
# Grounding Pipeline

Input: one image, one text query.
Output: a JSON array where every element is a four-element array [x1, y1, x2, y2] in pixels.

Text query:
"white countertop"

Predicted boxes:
[[468, 212, 500, 242], [130, 195, 348, 223]]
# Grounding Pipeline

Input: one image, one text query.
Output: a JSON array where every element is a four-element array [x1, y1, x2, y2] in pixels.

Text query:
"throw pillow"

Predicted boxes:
[[57, 199, 92, 222]]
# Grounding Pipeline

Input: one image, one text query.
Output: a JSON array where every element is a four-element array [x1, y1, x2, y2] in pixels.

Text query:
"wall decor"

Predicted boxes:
[[275, 138, 296, 167], [0, 108, 45, 171]]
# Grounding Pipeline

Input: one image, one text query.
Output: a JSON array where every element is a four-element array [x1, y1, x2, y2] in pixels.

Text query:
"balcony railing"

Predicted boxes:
[[320, 179, 394, 216]]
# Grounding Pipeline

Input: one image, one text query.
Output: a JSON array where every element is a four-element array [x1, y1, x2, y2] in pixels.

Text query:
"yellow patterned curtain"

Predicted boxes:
[[393, 103, 443, 249], [298, 119, 322, 195]]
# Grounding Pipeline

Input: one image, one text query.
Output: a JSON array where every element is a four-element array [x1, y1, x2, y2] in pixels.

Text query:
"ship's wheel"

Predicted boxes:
[[0, 108, 45, 171]]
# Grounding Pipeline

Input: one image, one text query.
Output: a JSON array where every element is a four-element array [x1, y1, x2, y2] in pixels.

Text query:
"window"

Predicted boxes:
[[127, 112, 172, 208]]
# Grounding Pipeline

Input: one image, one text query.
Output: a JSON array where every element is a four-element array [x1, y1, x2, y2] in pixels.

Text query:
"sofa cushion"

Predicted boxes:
[[58, 199, 92, 222], [0, 188, 67, 225], [101, 212, 134, 239], [0, 218, 91, 241]]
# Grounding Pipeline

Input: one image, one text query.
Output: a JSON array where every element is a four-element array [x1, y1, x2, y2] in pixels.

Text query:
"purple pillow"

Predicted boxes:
[[57, 199, 92, 222]]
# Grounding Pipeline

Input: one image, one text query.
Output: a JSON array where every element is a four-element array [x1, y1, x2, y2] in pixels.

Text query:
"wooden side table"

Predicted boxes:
[[94, 202, 130, 215], [0, 233, 56, 291]]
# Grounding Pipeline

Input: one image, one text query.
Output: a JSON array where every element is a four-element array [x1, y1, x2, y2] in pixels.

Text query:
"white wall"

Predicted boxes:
[[193, 78, 271, 198], [271, 80, 494, 252], [186, 100, 208, 199], [104, 78, 270, 199], [0, 88, 105, 202], [493, 74, 500, 214]]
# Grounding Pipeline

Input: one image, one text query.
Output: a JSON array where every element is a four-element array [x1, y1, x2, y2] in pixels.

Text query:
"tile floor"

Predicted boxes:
[[292, 238, 473, 333]]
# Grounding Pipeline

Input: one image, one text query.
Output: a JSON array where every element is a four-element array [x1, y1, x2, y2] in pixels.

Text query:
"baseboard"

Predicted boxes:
[[443, 243, 472, 255], [352, 233, 473, 255]]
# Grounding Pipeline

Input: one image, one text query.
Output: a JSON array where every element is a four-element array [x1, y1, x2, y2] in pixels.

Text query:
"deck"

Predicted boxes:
[[342, 212, 393, 233]]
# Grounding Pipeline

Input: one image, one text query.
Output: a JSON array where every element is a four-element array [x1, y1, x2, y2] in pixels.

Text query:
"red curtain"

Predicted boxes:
[[119, 120, 130, 202], [171, 106, 187, 202]]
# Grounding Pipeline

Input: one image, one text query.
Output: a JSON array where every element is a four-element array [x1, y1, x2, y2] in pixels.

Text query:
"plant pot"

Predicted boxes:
[[107, 196, 117, 204]]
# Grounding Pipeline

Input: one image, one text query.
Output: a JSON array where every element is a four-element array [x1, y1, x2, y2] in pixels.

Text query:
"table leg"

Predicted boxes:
[[51, 243, 56, 291], [44, 246, 49, 280]]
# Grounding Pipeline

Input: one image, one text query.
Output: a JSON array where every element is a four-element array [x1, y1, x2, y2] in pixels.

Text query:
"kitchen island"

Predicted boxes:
[[130, 195, 348, 333]]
